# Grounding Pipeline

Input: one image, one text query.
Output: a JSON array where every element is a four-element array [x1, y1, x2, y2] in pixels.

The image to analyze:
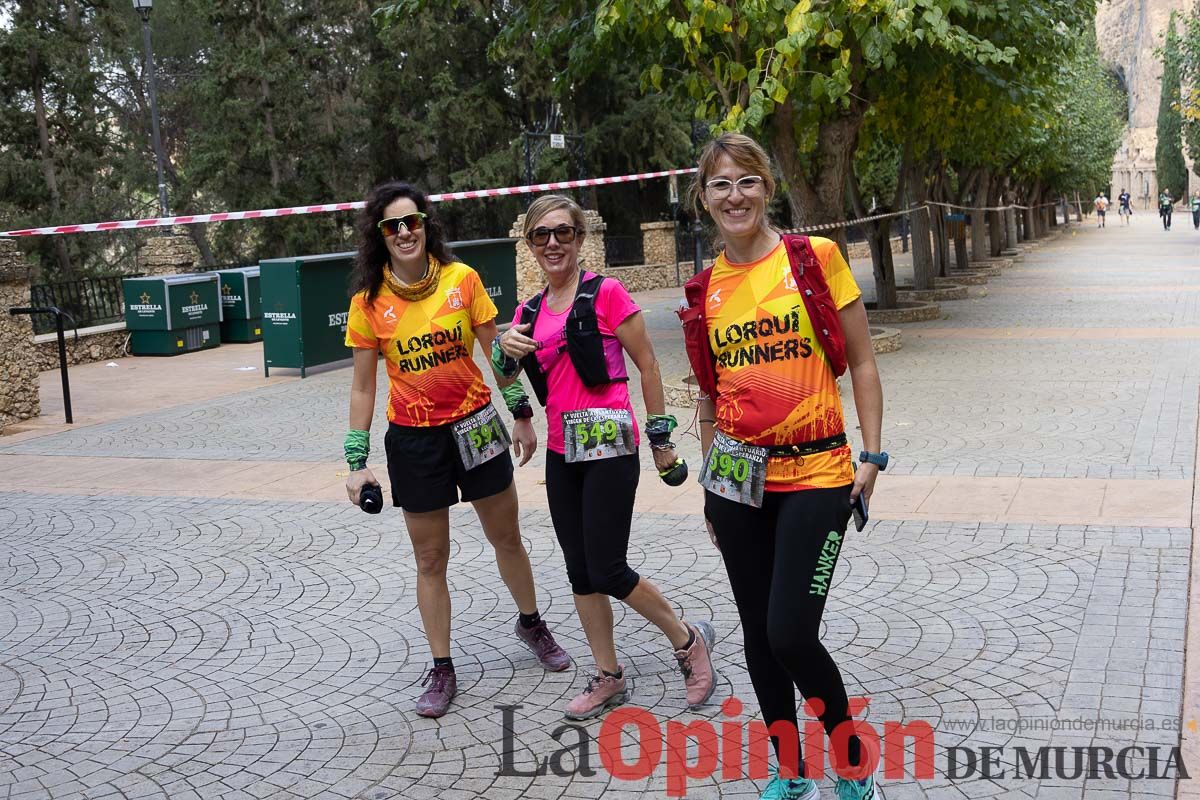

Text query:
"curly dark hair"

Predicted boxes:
[[350, 181, 455, 304]]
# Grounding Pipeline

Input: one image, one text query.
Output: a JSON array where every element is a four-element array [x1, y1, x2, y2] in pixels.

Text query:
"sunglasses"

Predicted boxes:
[[704, 175, 765, 197], [526, 224, 580, 247], [377, 212, 427, 237]]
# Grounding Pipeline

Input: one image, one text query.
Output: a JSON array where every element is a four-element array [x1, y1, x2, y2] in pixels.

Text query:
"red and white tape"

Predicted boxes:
[[0, 168, 699, 238]]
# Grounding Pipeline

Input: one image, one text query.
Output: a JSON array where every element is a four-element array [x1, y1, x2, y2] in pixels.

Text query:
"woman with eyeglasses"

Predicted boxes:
[[498, 194, 718, 720], [678, 134, 885, 800], [343, 180, 571, 719]]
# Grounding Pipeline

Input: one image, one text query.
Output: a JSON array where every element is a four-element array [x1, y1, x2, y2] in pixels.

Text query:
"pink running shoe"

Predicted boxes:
[[514, 619, 572, 672], [564, 670, 629, 720], [415, 663, 457, 718], [675, 621, 718, 709]]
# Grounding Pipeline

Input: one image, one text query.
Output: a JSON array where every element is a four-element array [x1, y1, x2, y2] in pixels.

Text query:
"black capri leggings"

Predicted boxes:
[[545, 451, 641, 600], [705, 484, 861, 775]]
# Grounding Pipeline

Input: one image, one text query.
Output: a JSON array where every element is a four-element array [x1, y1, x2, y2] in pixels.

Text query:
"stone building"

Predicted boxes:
[[1097, 0, 1198, 206]]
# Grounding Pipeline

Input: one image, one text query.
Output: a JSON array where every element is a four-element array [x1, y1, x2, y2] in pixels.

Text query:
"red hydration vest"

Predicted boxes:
[[676, 234, 848, 399]]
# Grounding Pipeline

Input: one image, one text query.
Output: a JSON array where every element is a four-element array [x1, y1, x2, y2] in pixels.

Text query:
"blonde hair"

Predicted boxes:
[[523, 194, 588, 239], [688, 132, 777, 218]]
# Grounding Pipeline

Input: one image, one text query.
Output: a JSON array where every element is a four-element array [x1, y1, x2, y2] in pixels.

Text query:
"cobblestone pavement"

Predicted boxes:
[[1, 218, 1198, 799]]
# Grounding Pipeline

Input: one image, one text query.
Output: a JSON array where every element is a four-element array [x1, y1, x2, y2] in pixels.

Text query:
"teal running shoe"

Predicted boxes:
[[761, 763, 819, 800], [834, 775, 879, 800]]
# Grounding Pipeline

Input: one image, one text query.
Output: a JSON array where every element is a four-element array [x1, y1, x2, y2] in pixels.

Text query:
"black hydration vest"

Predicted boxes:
[[517, 273, 626, 407]]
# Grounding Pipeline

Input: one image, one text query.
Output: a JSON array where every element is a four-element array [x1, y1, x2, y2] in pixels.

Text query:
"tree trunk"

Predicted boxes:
[[971, 170, 991, 261], [953, 212, 969, 271], [771, 102, 865, 258], [1023, 184, 1038, 239], [847, 164, 896, 309], [903, 155, 935, 291], [29, 47, 72, 277], [987, 178, 1005, 256], [1004, 186, 1019, 250]]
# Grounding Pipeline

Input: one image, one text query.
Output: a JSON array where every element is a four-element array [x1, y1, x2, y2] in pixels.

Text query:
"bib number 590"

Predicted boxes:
[[707, 450, 751, 484]]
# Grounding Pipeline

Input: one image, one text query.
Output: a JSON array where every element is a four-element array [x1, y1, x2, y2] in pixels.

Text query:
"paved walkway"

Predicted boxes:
[[1, 217, 1198, 799]]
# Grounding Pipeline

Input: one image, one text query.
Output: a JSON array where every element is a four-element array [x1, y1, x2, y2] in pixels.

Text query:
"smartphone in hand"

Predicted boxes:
[[851, 491, 868, 532]]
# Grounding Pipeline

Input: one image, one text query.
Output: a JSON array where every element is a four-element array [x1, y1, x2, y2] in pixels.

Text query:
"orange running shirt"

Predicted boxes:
[[345, 262, 496, 427], [706, 238, 861, 491]]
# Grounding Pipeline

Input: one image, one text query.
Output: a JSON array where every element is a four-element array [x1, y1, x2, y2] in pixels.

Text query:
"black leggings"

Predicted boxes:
[[706, 484, 860, 776], [546, 451, 641, 600]]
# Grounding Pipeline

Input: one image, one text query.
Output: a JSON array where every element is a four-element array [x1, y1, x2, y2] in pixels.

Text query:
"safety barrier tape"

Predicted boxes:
[[1, 166, 1064, 239], [0, 167, 700, 238]]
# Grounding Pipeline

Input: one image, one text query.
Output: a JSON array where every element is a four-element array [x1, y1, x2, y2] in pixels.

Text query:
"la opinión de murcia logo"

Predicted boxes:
[[494, 699, 1191, 797]]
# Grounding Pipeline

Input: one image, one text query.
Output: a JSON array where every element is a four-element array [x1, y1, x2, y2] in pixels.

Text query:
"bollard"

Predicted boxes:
[[8, 306, 73, 424]]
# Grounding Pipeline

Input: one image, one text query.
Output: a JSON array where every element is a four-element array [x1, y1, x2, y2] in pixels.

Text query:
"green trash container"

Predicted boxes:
[[122, 273, 221, 356], [452, 238, 518, 323], [258, 241, 518, 378], [260, 252, 354, 377], [216, 266, 263, 342]]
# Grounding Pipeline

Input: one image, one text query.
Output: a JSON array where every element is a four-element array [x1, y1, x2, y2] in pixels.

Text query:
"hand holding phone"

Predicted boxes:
[[850, 491, 868, 532]]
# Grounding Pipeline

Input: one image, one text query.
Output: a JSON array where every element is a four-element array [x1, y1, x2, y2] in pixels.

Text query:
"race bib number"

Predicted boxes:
[[452, 405, 511, 471], [700, 431, 768, 507], [562, 408, 636, 463]]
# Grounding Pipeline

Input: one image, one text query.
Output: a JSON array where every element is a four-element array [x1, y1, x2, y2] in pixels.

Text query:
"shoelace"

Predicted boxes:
[[421, 665, 452, 690], [677, 654, 693, 680]]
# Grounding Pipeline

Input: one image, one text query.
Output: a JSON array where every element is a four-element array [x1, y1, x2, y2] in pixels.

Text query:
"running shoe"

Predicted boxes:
[[415, 663, 457, 718], [761, 763, 819, 799], [835, 775, 879, 800], [564, 670, 628, 720], [674, 620, 718, 709], [514, 618, 571, 672]]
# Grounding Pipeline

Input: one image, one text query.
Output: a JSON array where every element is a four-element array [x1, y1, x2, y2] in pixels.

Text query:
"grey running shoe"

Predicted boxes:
[[415, 664, 457, 718], [514, 618, 572, 672]]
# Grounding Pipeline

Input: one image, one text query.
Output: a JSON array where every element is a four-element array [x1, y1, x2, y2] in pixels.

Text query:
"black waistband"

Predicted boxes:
[[766, 432, 848, 457]]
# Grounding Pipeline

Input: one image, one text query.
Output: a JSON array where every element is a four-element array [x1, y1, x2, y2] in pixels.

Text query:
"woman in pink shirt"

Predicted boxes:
[[499, 194, 718, 720]]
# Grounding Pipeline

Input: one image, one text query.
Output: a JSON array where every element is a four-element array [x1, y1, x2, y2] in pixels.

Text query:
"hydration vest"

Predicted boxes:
[[517, 272, 627, 407], [677, 235, 848, 399]]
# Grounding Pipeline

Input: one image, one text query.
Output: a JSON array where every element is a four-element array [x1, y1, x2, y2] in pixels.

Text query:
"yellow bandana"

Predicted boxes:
[[383, 254, 442, 302]]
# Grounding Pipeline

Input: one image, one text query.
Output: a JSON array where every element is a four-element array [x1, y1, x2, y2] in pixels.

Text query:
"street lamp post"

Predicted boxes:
[[133, 0, 170, 218]]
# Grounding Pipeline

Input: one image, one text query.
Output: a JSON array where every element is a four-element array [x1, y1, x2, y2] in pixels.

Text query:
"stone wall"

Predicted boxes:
[[140, 230, 201, 276], [640, 221, 676, 266], [33, 324, 128, 371], [509, 209, 606, 300], [602, 263, 681, 293], [0, 239, 39, 432]]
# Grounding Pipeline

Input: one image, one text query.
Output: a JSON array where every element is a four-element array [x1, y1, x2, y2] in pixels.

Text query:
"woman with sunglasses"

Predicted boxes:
[[678, 134, 885, 800], [498, 194, 718, 721], [343, 181, 571, 719]]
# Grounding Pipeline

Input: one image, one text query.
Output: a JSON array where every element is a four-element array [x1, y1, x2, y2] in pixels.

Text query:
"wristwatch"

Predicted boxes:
[[858, 450, 889, 471], [512, 400, 534, 420]]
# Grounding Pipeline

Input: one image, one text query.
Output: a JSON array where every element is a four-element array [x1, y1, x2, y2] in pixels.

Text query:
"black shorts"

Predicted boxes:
[[383, 415, 514, 513]]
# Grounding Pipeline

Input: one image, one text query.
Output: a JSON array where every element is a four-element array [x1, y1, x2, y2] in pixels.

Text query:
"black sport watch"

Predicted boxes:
[[858, 450, 889, 471], [512, 400, 534, 420]]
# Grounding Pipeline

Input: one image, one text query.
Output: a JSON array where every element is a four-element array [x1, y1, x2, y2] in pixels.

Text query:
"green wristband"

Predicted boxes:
[[500, 381, 530, 413], [344, 429, 370, 471]]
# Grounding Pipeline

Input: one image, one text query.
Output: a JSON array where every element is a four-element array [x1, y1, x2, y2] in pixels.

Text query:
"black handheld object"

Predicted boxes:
[[659, 458, 688, 487], [850, 491, 868, 532], [360, 483, 384, 514]]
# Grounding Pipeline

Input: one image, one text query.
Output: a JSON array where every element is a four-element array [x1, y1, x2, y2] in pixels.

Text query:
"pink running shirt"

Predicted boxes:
[[511, 274, 642, 454]]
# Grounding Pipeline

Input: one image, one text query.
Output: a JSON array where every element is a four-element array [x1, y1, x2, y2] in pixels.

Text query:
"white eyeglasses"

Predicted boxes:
[[704, 175, 765, 198]]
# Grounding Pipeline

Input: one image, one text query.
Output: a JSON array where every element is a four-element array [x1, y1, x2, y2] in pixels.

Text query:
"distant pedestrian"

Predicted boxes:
[[1118, 189, 1132, 225], [1191, 191, 1200, 230], [1093, 193, 1108, 228], [1159, 190, 1174, 231]]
